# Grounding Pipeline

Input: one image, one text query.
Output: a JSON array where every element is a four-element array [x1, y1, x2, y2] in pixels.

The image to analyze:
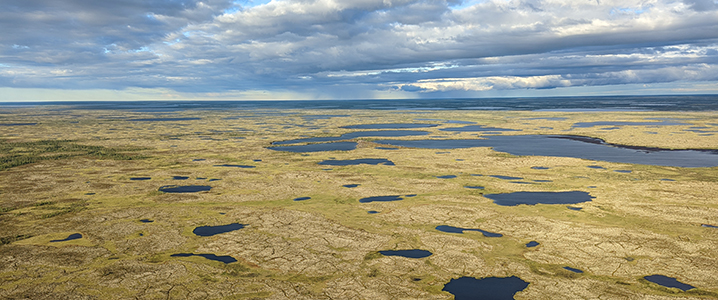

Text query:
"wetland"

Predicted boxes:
[[1, 99, 717, 299]]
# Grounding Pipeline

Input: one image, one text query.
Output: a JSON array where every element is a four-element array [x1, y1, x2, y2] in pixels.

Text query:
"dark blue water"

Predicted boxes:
[[563, 267, 583, 273], [318, 158, 395, 166], [214, 164, 256, 168], [531, 166, 550, 170], [567, 206, 583, 211], [587, 165, 605, 169], [268, 142, 357, 152], [13, 95, 718, 111], [140, 219, 154, 223], [50, 233, 82, 242], [379, 249, 432, 258], [437, 175, 457, 179], [415, 118, 476, 124], [302, 114, 350, 120], [464, 186, 484, 189], [129, 117, 201, 121], [273, 130, 429, 145], [172, 176, 189, 180], [343, 184, 360, 188], [484, 191, 594, 206], [193, 159, 206, 161], [367, 210, 379, 214], [171, 253, 237, 264], [525, 117, 567, 121], [359, 195, 403, 203], [374, 135, 718, 167], [572, 120, 689, 128], [489, 175, 523, 180], [440, 125, 520, 132], [130, 177, 151, 181], [701, 224, 718, 228], [193, 223, 246, 236], [159, 185, 212, 193], [526, 241, 539, 247], [293, 197, 311, 201], [643, 275, 695, 291], [614, 170, 632, 173], [435, 225, 503, 237], [442, 276, 530, 300], [0, 123, 37, 126], [342, 123, 438, 129]]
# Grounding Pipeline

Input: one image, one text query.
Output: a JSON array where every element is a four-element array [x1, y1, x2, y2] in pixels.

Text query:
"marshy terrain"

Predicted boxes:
[[1, 106, 717, 299]]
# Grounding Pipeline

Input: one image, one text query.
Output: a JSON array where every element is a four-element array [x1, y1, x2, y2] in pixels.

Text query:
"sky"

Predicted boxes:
[[1, 0, 718, 101]]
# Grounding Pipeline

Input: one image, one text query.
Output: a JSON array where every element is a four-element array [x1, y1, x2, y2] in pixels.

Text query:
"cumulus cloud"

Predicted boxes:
[[1, 0, 718, 98]]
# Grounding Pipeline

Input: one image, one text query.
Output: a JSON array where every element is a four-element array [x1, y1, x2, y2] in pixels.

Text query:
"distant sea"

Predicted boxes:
[[1, 95, 717, 112]]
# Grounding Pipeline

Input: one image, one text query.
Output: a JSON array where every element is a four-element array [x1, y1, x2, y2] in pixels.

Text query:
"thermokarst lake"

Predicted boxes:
[[1, 97, 717, 299]]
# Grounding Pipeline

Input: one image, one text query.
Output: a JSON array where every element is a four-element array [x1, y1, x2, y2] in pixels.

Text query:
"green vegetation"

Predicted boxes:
[[0, 139, 147, 171], [0, 234, 32, 245], [0, 108, 716, 299]]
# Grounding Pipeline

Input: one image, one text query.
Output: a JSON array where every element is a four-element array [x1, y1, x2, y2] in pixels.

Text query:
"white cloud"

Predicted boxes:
[[0, 0, 717, 98]]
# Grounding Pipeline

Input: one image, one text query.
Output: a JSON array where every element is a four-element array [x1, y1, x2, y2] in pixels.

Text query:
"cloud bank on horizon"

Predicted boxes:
[[1, 0, 718, 100]]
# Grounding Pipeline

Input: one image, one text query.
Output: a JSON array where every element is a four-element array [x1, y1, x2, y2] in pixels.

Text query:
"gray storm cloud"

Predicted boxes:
[[1, 0, 717, 96]]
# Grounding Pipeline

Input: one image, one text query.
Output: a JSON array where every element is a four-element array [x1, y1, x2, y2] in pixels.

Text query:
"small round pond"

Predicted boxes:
[[526, 241, 539, 247]]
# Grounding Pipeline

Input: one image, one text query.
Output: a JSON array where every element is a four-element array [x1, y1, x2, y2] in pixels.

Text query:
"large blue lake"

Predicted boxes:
[[375, 135, 718, 167]]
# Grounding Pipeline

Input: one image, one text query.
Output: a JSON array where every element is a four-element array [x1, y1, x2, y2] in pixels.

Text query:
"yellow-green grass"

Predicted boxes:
[[0, 107, 717, 299]]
